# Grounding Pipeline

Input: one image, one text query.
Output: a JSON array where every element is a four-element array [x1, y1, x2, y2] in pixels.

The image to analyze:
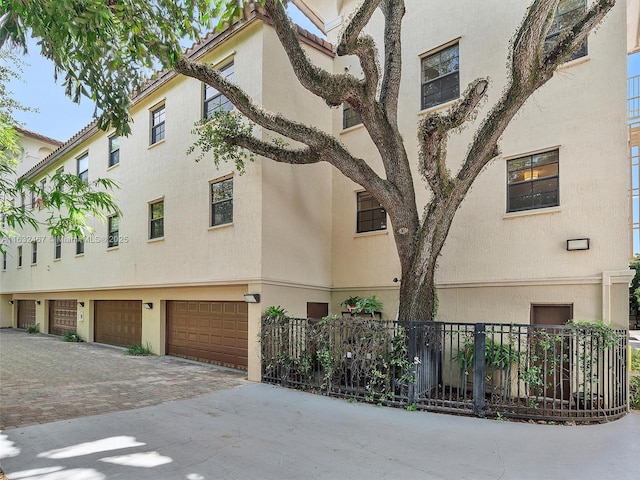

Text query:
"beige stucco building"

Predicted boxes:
[[0, 1, 635, 381]]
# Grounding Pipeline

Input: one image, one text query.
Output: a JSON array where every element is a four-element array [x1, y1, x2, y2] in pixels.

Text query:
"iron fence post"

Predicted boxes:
[[473, 323, 486, 416], [408, 321, 417, 405]]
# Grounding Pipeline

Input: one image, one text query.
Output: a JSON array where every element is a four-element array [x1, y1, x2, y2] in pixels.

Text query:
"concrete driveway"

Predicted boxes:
[[1, 329, 639, 479]]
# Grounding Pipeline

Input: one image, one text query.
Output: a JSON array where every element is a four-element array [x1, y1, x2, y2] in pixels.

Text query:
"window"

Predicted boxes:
[[77, 153, 89, 183], [545, 0, 587, 60], [421, 42, 459, 110], [31, 241, 37, 264], [55, 167, 64, 191], [76, 237, 85, 255], [357, 191, 386, 233], [211, 178, 233, 227], [37, 179, 46, 208], [17, 246, 22, 267], [108, 216, 119, 248], [507, 150, 559, 213], [149, 200, 164, 239], [151, 105, 166, 144], [2, 252, 6, 270], [204, 63, 234, 119], [54, 236, 62, 260], [109, 136, 120, 167], [343, 103, 362, 129]]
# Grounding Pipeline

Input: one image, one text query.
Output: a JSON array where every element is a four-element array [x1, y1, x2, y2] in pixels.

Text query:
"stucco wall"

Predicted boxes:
[[327, 0, 630, 325]]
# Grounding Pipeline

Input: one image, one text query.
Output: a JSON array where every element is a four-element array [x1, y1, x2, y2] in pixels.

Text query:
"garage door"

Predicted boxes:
[[167, 301, 248, 370], [17, 300, 36, 329], [49, 300, 78, 336], [94, 300, 142, 347]]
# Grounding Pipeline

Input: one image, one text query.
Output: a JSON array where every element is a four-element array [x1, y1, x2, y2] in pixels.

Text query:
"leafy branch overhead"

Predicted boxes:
[[0, 52, 120, 251], [1, 170, 121, 253], [0, 0, 616, 320]]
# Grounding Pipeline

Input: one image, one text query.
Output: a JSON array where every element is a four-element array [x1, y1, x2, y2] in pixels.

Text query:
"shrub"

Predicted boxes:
[[126, 343, 154, 356], [25, 323, 40, 334], [631, 349, 640, 374], [263, 305, 287, 320], [630, 376, 640, 410], [62, 330, 83, 342]]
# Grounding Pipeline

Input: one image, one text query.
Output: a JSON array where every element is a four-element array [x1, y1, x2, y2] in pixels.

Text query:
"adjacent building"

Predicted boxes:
[[1, 0, 634, 381]]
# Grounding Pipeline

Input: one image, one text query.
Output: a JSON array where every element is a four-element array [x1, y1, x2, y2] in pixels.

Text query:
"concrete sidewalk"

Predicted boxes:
[[1, 384, 639, 480]]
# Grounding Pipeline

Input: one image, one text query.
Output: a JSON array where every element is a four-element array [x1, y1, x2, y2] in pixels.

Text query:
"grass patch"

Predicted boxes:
[[25, 324, 40, 334], [126, 342, 154, 356], [62, 330, 83, 342]]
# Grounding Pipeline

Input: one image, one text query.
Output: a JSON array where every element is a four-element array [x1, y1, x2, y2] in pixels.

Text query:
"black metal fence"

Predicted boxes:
[[261, 317, 629, 422]]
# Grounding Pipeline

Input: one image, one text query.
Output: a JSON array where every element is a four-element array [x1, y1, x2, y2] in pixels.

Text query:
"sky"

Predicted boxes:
[[5, 5, 322, 143], [5, 12, 640, 143]]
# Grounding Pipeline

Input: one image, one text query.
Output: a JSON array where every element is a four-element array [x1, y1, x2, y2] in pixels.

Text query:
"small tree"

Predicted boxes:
[[0, 0, 616, 320], [0, 50, 120, 249]]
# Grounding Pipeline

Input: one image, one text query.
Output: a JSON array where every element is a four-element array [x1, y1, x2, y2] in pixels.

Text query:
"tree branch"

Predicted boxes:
[[457, 0, 615, 191], [511, 0, 558, 84], [262, 0, 360, 106], [542, 0, 615, 71], [335, 0, 381, 99], [418, 79, 489, 198], [336, 0, 382, 56], [231, 134, 322, 165], [175, 56, 399, 206], [379, 0, 405, 118]]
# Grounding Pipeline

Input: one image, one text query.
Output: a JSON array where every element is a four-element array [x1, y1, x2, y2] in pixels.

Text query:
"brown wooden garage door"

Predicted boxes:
[[17, 300, 36, 329], [94, 300, 142, 347], [167, 301, 248, 370], [49, 300, 78, 336]]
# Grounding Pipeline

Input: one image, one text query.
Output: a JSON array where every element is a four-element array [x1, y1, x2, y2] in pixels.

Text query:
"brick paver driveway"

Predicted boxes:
[[0, 329, 247, 429]]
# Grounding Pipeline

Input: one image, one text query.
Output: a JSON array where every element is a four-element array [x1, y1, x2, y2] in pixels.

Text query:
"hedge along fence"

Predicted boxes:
[[260, 316, 629, 422]]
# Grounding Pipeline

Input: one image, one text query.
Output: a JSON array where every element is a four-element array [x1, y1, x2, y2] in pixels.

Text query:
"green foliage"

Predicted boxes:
[[630, 375, 640, 410], [0, 52, 120, 253], [1, 168, 121, 254], [263, 305, 287, 320], [0, 0, 285, 136], [354, 296, 383, 315], [260, 315, 414, 405], [341, 296, 384, 315], [126, 342, 154, 356], [62, 330, 83, 342], [188, 111, 256, 173], [25, 323, 39, 334], [567, 320, 619, 349], [631, 349, 640, 374], [454, 336, 521, 376], [341, 296, 361, 309], [630, 261, 640, 312], [0, 51, 36, 163]]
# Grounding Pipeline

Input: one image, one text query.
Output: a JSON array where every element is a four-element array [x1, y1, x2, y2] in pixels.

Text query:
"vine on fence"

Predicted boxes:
[[260, 314, 414, 405]]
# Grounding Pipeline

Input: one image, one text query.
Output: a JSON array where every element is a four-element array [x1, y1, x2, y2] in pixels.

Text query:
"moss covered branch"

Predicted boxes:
[[262, 0, 360, 106], [418, 79, 489, 198]]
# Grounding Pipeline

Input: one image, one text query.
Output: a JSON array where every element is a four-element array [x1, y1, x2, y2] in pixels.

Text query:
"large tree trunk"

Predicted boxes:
[[398, 263, 436, 322], [395, 196, 463, 322]]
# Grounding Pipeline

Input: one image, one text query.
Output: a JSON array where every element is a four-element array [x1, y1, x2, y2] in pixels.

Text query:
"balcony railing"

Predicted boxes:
[[629, 75, 640, 126]]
